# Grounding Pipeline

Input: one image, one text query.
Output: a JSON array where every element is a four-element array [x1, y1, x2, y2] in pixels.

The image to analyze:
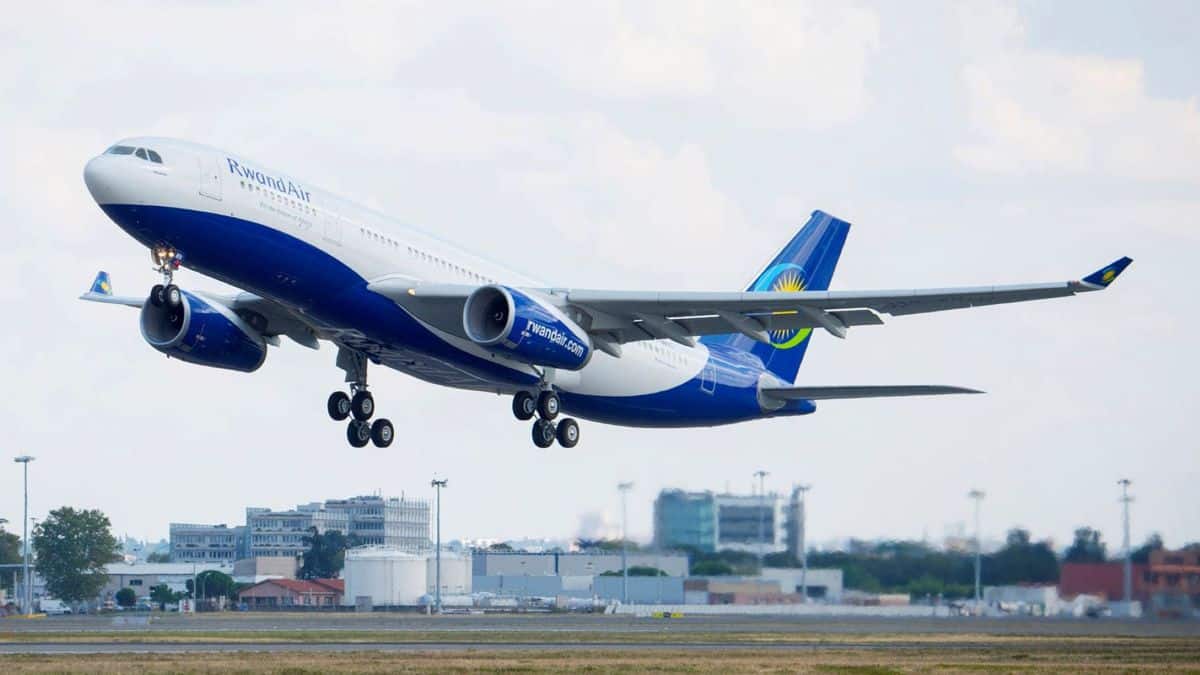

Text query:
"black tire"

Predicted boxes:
[[371, 419, 394, 448], [327, 392, 351, 421], [149, 284, 165, 307], [347, 419, 371, 448], [532, 419, 556, 448], [536, 390, 560, 420], [351, 390, 374, 421], [556, 418, 580, 448], [512, 391, 536, 421], [165, 284, 182, 308]]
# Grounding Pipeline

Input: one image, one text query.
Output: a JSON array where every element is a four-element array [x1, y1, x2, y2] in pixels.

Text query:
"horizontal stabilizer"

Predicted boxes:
[[79, 271, 144, 307], [761, 385, 983, 401]]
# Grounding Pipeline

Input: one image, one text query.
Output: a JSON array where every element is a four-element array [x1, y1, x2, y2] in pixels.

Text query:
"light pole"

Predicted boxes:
[[1119, 479, 1133, 604], [14, 455, 35, 616], [794, 484, 811, 602], [754, 470, 769, 570], [617, 482, 634, 604], [968, 489, 985, 611], [431, 478, 447, 614]]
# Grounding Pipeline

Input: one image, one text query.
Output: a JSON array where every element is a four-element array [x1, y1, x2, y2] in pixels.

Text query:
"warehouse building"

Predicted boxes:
[[471, 550, 688, 577]]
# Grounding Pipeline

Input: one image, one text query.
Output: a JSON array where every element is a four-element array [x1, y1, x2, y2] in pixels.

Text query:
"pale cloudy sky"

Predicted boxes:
[[0, 1, 1196, 553]]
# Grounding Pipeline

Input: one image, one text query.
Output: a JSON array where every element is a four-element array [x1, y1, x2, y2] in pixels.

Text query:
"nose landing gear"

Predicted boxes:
[[514, 389, 580, 448]]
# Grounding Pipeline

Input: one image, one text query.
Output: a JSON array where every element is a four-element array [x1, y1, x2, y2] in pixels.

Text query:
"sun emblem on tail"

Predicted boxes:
[[754, 264, 812, 349]]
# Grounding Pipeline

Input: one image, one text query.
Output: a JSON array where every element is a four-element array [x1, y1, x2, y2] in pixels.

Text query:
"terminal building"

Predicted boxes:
[[653, 489, 786, 554], [170, 494, 431, 562], [168, 523, 249, 563]]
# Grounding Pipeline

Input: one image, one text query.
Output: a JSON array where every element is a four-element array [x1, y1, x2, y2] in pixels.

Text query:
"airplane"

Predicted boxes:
[[80, 138, 1132, 449]]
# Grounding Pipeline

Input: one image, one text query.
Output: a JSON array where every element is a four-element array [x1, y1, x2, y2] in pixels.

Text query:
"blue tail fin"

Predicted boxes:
[[702, 211, 850, 383], [90, 271, 113, 295]]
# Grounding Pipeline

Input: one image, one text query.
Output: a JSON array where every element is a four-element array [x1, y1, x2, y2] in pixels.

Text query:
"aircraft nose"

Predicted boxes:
[[83, 154, 120, 205]]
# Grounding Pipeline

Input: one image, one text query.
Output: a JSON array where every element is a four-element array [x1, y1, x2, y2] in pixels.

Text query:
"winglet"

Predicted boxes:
[[1081, 257, 1133, 289], [89, 271, 113, 296]]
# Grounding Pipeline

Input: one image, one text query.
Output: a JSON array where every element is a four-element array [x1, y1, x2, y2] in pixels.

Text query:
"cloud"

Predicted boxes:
[[954, 2, 1200, 183]]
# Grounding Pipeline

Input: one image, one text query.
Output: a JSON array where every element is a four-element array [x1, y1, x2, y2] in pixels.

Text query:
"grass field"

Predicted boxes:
[[3, 641, 1200, 674]]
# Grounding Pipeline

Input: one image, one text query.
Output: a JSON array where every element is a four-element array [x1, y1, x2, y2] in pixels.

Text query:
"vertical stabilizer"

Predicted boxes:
[[702, 211, 850, 382]]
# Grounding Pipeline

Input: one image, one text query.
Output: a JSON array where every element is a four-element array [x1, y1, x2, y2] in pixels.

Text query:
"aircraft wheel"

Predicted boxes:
[[347, 419, 371, 448], [327, 392, 351, 421], [537, 390, 560, 420], [532, 419, 556, 448], [165, 284, 182, 308], [512, 391, 536, 421], [371, 419, 394, 448], [149, 284, 165, 307], [556, 418, 580, 448], [351, 390, 374, 421]]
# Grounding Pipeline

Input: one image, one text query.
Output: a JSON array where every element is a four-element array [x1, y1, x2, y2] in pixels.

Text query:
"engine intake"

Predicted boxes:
[[463, 285, 591, 370], [140, 290, 267, 372]]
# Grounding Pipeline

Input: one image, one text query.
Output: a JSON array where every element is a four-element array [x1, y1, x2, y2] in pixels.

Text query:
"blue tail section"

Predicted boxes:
[[702, 211, 850, 383], [90, 271, 113, 295]]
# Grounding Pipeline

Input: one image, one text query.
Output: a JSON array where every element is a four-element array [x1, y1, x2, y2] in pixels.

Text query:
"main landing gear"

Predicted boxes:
[[328, 348, 393, 448], [514, 389, 579, 448]]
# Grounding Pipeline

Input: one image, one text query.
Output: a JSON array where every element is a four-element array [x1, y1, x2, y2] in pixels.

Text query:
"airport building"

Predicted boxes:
[[322, 495, 431, 551], [169, 523, 249, 563], [247, 494, 431, 559], [471, 550, 689, 577], [654, 489, 786, 554]]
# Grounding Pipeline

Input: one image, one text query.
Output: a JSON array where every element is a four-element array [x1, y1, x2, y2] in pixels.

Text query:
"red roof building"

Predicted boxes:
[[1060, 562, 1150, 603], [237, 578, 344, 608]]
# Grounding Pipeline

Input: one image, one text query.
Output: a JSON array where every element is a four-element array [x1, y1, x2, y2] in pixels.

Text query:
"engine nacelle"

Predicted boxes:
[[140, 290, 267, 372], [463, 285, 592, 370]]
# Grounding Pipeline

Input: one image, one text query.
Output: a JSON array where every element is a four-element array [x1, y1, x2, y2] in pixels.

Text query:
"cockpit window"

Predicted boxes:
[[135, 148, 148, 160], [107, 145, 135, 155], [147, 149, 163, 164]]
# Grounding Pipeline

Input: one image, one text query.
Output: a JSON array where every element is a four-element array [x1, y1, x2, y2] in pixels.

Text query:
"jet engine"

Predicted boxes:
[[140, 289, 267, 372], [462, 285, 592, 370]]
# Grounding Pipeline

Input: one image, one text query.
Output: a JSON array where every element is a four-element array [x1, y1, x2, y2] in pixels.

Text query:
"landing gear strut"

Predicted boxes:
[[514, 388, 580, 448], [330, 347, 393, 448]]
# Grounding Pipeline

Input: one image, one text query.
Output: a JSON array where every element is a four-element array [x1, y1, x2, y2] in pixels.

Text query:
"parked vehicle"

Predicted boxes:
[[40, 599, 73, 615]]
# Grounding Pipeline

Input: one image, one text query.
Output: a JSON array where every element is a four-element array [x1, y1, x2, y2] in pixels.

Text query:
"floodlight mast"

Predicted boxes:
[[1119, 479, 1133, 604], [14, 456, 35, 616], [968, 489, 985, 611], [755, 470, 769, 568], [795, 484, 811, 601], [618, 482, 634, 604], [430, 478, 447, 613]]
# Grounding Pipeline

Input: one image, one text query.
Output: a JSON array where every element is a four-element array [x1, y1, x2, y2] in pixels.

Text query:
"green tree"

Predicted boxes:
[[187, 570, 237, 599], [987, 528, 1059, 584], [299, 527, 354, 579], [149, 584, 180, 607], [1131, 533, 1164, 563], [115, 587, 137, 607], [32, 507, 121, 603], [1063, 527, 1107, 563], [577, 538, 640, 552], [690, 560, 734, 576], [488, 542, 513, 551], [146, 552, 171, 563], [0, 530, 20, 593], [600, 566, 667, 577]]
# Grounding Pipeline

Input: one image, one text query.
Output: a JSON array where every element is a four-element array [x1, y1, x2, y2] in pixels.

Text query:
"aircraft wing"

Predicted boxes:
[[370, 257, 1132, 347]]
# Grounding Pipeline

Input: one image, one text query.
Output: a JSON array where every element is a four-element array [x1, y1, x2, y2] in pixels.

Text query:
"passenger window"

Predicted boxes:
[[147, 149, 163, 163], [135, 148, 148, 160]]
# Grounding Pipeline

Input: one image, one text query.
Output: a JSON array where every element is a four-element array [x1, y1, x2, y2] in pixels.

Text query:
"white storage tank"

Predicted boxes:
[[427, 551, 472, 596], [343, 548, 427, 607]]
